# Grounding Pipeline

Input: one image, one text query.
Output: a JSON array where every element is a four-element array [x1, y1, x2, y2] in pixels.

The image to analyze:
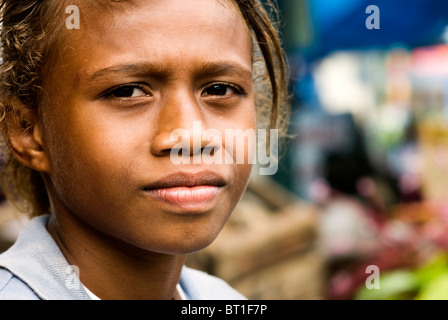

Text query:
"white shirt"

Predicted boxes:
[[83, 283, 187, 300]]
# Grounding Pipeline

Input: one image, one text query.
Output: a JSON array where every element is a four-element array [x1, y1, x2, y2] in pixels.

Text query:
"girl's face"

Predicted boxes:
[[42, 0, 255, 254]]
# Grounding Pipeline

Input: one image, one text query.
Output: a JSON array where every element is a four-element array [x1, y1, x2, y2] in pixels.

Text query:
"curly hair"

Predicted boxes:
[[0, 0, 290, 217]]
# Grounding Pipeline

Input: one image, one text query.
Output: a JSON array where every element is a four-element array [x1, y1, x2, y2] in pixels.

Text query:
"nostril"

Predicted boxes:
[[202, 146, 215, 156]]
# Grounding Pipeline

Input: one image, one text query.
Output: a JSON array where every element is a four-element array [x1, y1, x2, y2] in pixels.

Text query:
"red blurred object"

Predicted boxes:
[[324, 201, 448, 300]]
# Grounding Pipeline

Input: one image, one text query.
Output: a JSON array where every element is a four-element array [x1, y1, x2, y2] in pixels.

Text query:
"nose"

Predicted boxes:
[[150, 89, 215, 157]]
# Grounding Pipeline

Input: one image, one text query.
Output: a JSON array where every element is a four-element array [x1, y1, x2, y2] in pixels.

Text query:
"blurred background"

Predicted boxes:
[[4, 0, 448, 300]]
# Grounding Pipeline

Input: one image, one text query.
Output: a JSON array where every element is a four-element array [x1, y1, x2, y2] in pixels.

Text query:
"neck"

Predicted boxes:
[[47, 211, 186, 300]]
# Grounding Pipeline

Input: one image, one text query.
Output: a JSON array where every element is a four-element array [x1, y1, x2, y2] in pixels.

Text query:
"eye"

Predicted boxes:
[[201, 83, 244, 97], [105, 85, 150, 99]]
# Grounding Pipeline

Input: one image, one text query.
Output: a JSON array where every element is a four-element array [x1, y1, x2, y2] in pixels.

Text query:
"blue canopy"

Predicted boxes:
[[279, 0, 448, 61]]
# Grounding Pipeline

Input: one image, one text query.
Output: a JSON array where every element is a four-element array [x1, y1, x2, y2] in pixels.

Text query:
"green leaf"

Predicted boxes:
[[355, 270, 419, 300], [415, 272, 448, 300]]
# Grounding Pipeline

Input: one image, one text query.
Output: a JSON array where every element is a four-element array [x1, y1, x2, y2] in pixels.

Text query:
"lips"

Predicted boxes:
[[142, 171, 226, 211]]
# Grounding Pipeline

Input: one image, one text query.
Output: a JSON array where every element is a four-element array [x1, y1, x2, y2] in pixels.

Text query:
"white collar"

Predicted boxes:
[[82, 283, 187, 300]]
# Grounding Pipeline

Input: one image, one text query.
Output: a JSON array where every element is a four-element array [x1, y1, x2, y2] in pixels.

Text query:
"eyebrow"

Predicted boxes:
[[86, 61, 252, 82], [87, 63, 171, 81], [193, 61, 252, 80]]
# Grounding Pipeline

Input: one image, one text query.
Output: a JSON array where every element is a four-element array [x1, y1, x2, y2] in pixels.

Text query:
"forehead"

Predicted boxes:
[[71, 0, 246, 37], [56, 0, 252, 77]]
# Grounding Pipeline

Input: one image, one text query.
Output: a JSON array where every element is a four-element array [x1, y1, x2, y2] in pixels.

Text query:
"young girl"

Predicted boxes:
[[0, 0, 289, 300]]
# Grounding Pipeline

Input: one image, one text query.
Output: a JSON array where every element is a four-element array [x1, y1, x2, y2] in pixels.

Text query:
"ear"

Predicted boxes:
[[6, 97, 50, 173]]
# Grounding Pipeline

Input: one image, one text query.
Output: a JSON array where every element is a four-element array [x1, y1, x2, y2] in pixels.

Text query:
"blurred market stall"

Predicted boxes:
[[274, 0, 448, 300]]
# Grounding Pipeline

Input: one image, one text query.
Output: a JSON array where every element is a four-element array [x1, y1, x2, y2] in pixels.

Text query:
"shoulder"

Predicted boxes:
[[0, 215, 89, 300], [180, 266, 246, 300], [0, 268, 40, 300]]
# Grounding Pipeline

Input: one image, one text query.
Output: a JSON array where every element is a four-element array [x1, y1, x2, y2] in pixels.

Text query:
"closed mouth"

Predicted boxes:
[[142, 171, 226, 190], [142, 171, 226, 211]]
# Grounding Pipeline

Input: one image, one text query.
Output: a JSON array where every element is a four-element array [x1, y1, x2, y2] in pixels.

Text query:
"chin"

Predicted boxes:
[[167, 235, 219, 255], [147, 229, 222, 255]]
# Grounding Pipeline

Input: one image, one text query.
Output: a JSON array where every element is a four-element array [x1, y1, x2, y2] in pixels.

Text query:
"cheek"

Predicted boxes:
[[219, 112, 257, 165], [44, 112, 133, 200]]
